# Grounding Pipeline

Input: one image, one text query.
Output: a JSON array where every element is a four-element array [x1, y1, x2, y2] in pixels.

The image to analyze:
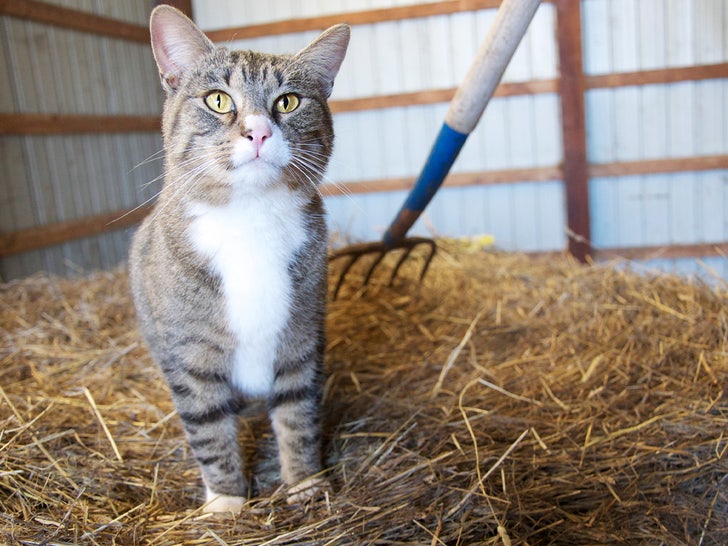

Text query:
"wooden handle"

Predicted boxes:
[[383, 0, 542, 245], [445, 0, 542, 134]]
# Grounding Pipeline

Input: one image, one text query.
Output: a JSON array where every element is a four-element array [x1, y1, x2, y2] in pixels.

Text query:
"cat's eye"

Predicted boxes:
[[275, 93, 300, 114], [204, 91, 235, 114]]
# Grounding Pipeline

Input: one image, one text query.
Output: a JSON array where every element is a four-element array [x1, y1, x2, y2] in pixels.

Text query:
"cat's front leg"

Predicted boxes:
[[269, 356, 329, 504], [181, 410, 248, 513], [164, 362, 249, 513]]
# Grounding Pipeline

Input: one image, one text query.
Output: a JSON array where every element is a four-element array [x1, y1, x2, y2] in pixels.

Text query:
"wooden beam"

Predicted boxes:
[[556, 0, 591, 262], [330, 62, 721, 115], [5, 206, 723, 263], [2, 60, 719, 136], [0, 166, 560, 255], [1, 64, 721, 136], [0, 113, 160, 135], [321, 166, 562, 196], [0, 205, 153, 257], [590, 155, 728, 178], [0, 0, 149, 42], [330, 79, 558, 114], [331, 89, 457, 115], [204, 0, 503, 42], [586, 63, 728, 89], [593, 242, 728, 262], [321, 154, 728, 198], [3, 153, 727, 256]]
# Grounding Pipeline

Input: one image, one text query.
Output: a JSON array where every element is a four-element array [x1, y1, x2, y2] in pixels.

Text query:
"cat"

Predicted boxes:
[[129, 5, 349, 514]]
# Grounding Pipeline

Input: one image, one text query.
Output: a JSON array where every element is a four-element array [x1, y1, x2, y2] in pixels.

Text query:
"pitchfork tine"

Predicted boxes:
[[387, 238, 437, 286], [362, 250, 386, 287], [328, 0, 539, 298], [418, 240, 437, 282], [387, 245, 415, 286], [332, 253, 360, 300]]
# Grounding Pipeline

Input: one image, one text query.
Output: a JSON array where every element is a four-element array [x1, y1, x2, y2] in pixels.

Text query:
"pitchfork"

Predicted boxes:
[[330, 0, 542, 299]]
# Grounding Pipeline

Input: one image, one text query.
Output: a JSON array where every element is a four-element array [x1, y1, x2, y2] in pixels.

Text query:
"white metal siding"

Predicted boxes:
[[583, 0, 728, 279], [0, 2, 164, 279]]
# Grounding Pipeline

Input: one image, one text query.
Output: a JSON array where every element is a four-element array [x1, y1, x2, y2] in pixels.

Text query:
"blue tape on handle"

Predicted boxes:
[[383, 122, 468, 246]]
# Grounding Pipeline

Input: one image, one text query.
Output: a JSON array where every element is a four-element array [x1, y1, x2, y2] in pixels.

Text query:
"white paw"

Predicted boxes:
[[204, 488, 246, 514], [286, 476, 331, 505]]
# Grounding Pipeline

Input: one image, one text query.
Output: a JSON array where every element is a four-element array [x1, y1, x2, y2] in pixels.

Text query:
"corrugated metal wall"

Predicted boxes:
[[327, 5, 563, 253], [1, 0, 726, 281], [0, 0, 163, 280], [584, 0, 728, 278]]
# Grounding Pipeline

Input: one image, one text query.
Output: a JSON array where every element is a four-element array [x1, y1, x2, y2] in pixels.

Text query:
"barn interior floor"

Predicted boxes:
[[1, 241, 726, 545]]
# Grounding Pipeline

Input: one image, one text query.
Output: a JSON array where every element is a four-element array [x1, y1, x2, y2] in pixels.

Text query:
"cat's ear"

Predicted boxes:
[[150, 5, 214, 92], [295, 24, 350, 98]]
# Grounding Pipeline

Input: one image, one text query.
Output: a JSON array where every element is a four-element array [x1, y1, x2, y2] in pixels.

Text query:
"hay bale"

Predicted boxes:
[[1, 242, 726, 544]]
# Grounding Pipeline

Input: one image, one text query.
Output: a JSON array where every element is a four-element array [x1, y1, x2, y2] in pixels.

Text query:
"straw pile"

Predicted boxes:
[[1, 241, 726, 545]]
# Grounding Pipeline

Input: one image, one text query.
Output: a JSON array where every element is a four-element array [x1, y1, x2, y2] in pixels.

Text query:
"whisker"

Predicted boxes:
[[289, 142, 351, 188], [107, 193, 159, 226], [286, 162, 324, 201], [128, 148, 166, 174], [149, 163, 217, 224], [128, 140, 224, 175], [293, 157, 357, 205], [144, 149, 225, 223]]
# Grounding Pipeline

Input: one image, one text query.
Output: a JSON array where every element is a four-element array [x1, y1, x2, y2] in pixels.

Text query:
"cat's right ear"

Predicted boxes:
[[150, 5, 214, 93]]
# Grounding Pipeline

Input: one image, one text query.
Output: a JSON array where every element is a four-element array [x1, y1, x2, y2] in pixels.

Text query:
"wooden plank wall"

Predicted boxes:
[[1, 0, 726, 281]]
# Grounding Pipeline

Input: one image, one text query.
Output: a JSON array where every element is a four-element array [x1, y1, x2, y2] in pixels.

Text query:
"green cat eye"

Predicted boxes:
[[275, 93, 300, 114], [204, 91, 234, 114]]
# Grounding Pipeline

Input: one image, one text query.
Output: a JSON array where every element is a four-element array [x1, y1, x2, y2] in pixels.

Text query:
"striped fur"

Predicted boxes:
[[129, 6, 349, 513]]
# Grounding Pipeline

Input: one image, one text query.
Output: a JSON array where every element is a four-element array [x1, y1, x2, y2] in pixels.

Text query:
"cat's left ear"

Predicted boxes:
[[150, 5, 215, 92], [295, 24, 351, 98]]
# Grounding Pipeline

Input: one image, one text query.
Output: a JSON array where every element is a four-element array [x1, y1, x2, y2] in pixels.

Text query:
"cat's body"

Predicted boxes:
[[129, 6, 349, 513]]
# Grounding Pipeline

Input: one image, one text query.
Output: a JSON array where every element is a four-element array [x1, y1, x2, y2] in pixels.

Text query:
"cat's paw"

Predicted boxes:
[[204, 488, 246, 514], [286, 476, 331, 505]]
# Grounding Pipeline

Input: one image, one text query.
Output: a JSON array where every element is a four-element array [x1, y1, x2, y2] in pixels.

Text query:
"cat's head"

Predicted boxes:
[[149, 6, 349, 199]]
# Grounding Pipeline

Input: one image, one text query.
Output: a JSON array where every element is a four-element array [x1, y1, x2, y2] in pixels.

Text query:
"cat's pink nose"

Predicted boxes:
[[243, 115, 272, 156]]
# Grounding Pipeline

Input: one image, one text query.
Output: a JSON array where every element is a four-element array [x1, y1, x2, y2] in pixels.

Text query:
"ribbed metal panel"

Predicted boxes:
[[2, 1, 726, 279], [584, 0, 728, 278], [0, 2, 163, 279]]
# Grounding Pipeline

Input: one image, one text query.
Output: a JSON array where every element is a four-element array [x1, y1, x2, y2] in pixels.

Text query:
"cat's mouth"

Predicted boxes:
[[230, 154, 277, 172], [228, 156, 285, 189]]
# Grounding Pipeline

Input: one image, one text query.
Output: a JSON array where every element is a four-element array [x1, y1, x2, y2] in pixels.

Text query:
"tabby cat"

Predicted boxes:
[[129, 5, 349, 513]]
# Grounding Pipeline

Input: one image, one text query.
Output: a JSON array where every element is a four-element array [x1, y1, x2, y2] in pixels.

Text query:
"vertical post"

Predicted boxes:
[[556, 0, 591, 262]]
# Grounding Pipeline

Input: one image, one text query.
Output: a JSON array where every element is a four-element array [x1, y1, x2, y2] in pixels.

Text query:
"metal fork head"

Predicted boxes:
[[328, 237, 437, 299]]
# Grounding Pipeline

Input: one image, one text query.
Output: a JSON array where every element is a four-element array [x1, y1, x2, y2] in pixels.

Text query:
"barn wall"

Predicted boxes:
[[1, 0, 726, 281], [0, 0, 164, 280], [583, 0, 728, 279]]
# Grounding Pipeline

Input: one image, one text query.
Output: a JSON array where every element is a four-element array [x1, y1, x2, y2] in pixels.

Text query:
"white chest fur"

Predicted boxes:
[[187, 188, 307, 397]]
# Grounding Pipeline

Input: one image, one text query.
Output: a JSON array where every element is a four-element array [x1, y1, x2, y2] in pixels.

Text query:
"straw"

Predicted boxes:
[[1, 240, 726, 544]]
